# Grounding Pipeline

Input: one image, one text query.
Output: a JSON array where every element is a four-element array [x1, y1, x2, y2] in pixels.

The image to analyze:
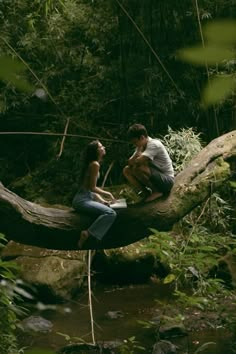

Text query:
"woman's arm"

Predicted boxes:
[[93, 193, 110, 205], [89, 162, 115, 200]]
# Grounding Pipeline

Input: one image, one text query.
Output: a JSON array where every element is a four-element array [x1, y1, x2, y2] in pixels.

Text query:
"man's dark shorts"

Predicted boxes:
[[150, 165, 174, 195]]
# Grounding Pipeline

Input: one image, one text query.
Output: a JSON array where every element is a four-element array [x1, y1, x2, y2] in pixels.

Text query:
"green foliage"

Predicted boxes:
[[0, 0, 117, 126], [184, 191, 233, 233], [161, 127, 203, 173], [56, 332, 145, 353], [143, 228, 236, 308], [119, 336, 145, 354], [0, 233, 21, 354], [162, 128, 233, 234], [56, 331, 85, 345], [1, 0, 232, 139]]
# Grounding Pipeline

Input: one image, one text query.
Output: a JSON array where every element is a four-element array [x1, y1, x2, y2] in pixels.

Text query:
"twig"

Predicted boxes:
[[101, 161, 115, 188], [0, 131, 126, 144], [57, 118, 71, 159], [182, 197, 211, 256]]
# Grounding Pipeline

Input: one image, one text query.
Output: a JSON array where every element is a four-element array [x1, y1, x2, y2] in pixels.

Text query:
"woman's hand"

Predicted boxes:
[[94, 193, 106, 204], [104, 191, 115, 201], [94, 193, 111, 206], [94, 191, 115, 205]]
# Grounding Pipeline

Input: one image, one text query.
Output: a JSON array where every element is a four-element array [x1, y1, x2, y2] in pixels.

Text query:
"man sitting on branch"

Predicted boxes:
[[123, 123, 175, 202]]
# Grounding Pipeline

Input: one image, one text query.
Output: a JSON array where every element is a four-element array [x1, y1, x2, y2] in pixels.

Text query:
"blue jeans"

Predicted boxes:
[[72, 190, 117, 241]]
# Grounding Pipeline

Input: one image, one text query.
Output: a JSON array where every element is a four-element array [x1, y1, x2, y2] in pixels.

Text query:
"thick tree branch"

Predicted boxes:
[[0, 131, 235, 250]]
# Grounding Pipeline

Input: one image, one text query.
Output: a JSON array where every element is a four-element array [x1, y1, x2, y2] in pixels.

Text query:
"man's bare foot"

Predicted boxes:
[[144, 191, 163, 203], [78, 230, 89, 249]]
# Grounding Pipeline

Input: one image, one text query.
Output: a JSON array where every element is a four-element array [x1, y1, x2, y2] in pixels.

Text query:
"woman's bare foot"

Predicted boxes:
[[144, 191, 163, 203], [78, 230, 89, 249]]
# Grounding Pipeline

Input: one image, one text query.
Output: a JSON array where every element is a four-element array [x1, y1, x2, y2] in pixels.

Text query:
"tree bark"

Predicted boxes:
[[0, 131, 235, 251]]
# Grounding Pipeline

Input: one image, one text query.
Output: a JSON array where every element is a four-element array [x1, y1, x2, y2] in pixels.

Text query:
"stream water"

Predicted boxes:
[[20, 282, 235, 354]]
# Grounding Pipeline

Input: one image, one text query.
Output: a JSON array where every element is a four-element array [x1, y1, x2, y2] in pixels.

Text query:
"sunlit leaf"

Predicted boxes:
[[188, 266, 199, 277], [0, 100, 6, 113], [162, 250, 170, 257], [204, 20, 236, 45], [0, 56, 34, 92], [128, 336, 136, 341], [229, 181, 236, 189], [178, 46, 234, 65], [163, 273, 176, 284], [202, 75, 236, 106]]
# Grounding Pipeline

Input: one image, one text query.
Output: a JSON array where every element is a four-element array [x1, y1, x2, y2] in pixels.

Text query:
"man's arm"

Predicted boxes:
[[128, 150, 142, 166], [129, 154, 150, 167]]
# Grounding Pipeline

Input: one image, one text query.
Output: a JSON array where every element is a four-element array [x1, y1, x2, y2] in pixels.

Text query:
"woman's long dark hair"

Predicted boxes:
[[78, 140, 100, 184]]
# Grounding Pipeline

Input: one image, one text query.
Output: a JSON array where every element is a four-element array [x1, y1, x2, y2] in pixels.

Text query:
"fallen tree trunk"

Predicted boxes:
[[0, 130, 235, 250]]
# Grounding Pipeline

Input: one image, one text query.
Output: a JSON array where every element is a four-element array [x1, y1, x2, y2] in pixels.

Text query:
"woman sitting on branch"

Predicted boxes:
[[72, 140, 116, 248]]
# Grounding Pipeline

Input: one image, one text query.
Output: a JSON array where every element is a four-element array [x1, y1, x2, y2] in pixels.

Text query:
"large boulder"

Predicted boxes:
[[2, 241, 88, 301]]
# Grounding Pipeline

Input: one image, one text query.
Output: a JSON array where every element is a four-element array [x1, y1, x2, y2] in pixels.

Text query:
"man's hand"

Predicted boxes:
[[128, 151, 142, 166]]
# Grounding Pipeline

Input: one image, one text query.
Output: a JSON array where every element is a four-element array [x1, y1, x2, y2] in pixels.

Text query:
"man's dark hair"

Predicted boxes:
[[127, 123, 148, 140]]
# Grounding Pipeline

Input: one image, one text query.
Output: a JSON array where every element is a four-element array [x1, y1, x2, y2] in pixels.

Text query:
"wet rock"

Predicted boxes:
[[92, 245, 162, 284], [159, 323, 187, 338], [150, 316, 161, 325], [2, 241, 89, 301], [57, 340, 123, 353], [215, 251, 236, 288], [105, 310, 124, 319], [20, 315, 53, 333], [152, 340, 177, 354]]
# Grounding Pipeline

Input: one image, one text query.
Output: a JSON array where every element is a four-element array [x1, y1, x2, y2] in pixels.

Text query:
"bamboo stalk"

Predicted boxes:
[[87, 250, 95, 344]]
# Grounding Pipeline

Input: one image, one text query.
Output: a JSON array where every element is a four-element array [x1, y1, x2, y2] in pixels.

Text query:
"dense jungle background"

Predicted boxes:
[[0, 0, 235, 203], [0, 1, 236, 354]]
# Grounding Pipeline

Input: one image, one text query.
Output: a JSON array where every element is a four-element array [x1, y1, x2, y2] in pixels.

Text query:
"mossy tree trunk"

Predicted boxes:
[[0, 131, 235, 251]]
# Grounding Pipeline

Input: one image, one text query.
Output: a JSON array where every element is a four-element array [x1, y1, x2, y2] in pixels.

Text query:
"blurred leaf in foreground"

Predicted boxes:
[[202, 75, 236, 107], [0, 56, 34, 92], [178, 46, 234, 65], [204, 20, 236, 45]]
